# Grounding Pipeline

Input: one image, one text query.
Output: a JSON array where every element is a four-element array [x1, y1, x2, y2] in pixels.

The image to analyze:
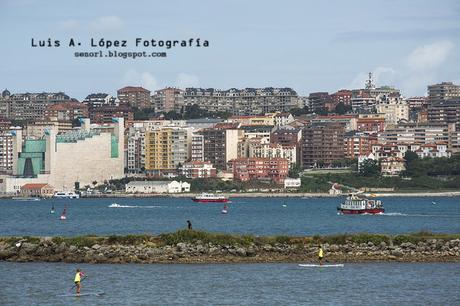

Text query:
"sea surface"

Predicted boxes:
[[1, 262, 459, 305], [0, 196, 459, 236]]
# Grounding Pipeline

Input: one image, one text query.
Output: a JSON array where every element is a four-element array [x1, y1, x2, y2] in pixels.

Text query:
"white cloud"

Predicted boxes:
[[122, 70, 159, 92], [176, 73, 200, 89], [60, 16, 123, 32], [348, 41, 455, 96], [348, 67, 396, 89], [405, 40, 454, 71], [89, 16, 123, 32]]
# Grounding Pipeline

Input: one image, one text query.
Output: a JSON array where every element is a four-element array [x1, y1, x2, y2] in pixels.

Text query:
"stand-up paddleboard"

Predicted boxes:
[[59, 291, 105, 297], [298, 264, 344, 267]]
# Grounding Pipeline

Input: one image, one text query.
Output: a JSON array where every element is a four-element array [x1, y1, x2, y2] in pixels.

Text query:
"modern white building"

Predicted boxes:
[[0, 118, 124, 194], [125, 180, 190, 193]]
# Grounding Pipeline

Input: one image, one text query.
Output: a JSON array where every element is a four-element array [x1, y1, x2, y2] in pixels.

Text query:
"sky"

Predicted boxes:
[[1, 0, 459, 100]]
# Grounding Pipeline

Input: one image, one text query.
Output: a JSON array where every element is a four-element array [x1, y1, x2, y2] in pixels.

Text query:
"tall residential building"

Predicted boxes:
[[377, 123, 454, 145], [331, 90, 352, 106], [198, 123, 243, 169], [375, 94, 409, 126], [344, 132, 378, 159], [144, 127, 191, 175], [231, 157, 289, 184], [428, 82, 460, 105], [117, 86, 151, 109], [0, 91, 72, 121], [126, 127, 145, 173], [0, 118, 124, 194], [428, 99, 460, 125], [191, 134, 204, 161], [152, 87, 184, 113], [308, 92, 330, 112], [183, 87, 300, 115], [0, 130, 15, 174], [301, 122, 346, 168]]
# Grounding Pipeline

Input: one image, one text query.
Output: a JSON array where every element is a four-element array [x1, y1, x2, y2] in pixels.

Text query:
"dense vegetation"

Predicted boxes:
[[297, 153, 460, 192]]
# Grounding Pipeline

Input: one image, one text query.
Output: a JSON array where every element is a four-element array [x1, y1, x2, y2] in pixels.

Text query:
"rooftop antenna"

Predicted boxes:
[[365, 72, 375, 90]]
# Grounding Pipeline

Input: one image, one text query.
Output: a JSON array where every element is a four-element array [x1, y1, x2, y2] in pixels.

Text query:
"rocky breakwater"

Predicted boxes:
[[0, 231, 459, 264]]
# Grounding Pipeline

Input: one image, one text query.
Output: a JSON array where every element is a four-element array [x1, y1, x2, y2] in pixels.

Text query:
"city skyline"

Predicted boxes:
[[1, 0, 460, 100]]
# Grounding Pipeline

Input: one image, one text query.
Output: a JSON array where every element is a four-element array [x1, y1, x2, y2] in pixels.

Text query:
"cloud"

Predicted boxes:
[[122, 70, 159, 92], [405, 40, 454, 71], [348, 67, 397, 89], [89, 16, 123, 32], [59, 16, 124, 32], [348, 41, 455, 96], [176, 73, 200, 88]]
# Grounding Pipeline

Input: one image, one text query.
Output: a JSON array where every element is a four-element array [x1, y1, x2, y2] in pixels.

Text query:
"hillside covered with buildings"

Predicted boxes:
[[1, 74, 460, 196]]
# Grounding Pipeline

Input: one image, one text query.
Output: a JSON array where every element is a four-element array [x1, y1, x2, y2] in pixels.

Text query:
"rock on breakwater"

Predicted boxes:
[[1, 231, 459, 264]]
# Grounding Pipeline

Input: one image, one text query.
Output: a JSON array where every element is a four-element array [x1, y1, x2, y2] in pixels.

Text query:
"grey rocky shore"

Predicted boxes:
[[1, 232, 459, 264]]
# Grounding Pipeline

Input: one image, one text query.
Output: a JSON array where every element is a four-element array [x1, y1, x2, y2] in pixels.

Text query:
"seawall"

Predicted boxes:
[[1, 231, 459, 264]]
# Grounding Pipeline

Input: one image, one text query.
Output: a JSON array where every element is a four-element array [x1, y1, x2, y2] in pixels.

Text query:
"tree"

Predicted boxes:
[[334, 102, 351, 115], [288, 163, 302, 178], [164, 111, 182, 120], [359, 159, 380, 177]]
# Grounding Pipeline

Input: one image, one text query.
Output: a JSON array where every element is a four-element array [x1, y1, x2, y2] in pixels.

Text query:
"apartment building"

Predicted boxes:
[[301, 122, 346, 168], [183, 87, 300, 115], [117, 86, 151, 109], [231, 157, 289, 184]]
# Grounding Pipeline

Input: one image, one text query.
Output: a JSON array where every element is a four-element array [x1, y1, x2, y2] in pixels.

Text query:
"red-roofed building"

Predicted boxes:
[[90, 105, 134, 125], [356, 116, 385, 133], [45, 102, 88, 121], [331, 89, 352, 106], [117, 86, 151, 109], [20, 183, 54, 198]]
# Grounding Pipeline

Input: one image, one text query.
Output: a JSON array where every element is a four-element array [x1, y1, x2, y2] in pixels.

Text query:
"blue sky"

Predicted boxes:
[[1, 0, 459, 100]]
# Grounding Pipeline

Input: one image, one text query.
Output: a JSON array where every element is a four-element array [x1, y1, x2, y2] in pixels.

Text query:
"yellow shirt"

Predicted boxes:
[[318, 248, 323, 257], [74, 272, 81, 282]]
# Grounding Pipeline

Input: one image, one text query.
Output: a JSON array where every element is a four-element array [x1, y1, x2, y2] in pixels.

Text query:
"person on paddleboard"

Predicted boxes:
[[318, 245, 324, 266], [74, 268, 85, 294]]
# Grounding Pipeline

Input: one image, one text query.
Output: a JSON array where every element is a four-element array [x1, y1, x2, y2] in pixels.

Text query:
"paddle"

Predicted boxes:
[[68, 275, 88, 293]]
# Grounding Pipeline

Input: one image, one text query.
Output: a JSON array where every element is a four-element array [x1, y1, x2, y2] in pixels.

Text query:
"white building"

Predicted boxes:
[[247, 137, 297, 167], [127, 127, 145, 173], [284, 177, 301, 189], [125, 180, 190, 193], [375, 94, 409, 126], [0, 131, 14, 174], [0, 118, 124, 194]]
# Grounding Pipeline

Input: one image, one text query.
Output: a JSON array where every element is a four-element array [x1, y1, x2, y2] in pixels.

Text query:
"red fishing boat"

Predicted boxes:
[[192, 193, 229, 203], [337, 194, 384, 215]]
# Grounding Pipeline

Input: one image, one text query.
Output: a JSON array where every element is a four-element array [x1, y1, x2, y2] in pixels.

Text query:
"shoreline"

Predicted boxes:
[[1, 232, 459, 264], [82, 191, 460, 198], [2, 191, 460, 200]]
